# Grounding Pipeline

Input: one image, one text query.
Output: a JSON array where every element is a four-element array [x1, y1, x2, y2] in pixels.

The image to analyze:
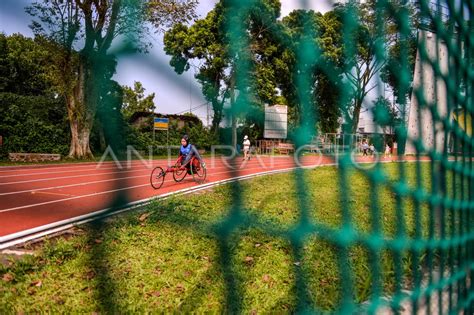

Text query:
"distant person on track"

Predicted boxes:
[[384, 143, 392, 158], [179, 135, 205, 172], [361, 140, 369, 156], [243, 135, 251, 161], [369, 143, 375, 156]]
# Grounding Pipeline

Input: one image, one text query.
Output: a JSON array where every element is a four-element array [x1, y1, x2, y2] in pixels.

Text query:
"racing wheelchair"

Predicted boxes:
[[150, 155, 207, 189]]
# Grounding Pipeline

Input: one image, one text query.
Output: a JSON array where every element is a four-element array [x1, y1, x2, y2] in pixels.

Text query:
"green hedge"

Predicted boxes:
[[126, 117, 219, 154], [0, 93, 69, 158]]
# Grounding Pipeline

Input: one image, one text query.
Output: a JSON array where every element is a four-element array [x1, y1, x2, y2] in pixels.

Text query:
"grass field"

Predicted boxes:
[[0, 162, 436, 313]]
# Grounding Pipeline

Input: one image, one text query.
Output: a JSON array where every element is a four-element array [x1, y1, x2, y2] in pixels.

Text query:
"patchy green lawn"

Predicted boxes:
[[1, 162, 435, 313]]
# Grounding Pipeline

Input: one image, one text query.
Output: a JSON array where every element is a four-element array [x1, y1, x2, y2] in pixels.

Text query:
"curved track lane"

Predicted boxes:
[[0, 154, 418, 248]]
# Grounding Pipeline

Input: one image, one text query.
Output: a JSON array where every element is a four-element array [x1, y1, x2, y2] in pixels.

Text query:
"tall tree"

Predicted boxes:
[[224, 0, 285, 146], [27, 0, 197, 158], [165, 0, 284, 146], [278, 9, 319, 135], [381, 37, 417, 107], [380, 1, 419, 115], [335, 0, 418, 134], [164, 6, 228, 134], [334, 0, 384, 134], [0, 33, 52, 95], [0, 34, 70, 156], [121, 81, 156, 120], [278, 9, 345, 134]]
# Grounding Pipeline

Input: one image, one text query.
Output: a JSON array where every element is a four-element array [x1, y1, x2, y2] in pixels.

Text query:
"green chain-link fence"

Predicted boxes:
[[91, 0, 474, 312], [7, 0, 472, 313], [202, 0, 473, 313]]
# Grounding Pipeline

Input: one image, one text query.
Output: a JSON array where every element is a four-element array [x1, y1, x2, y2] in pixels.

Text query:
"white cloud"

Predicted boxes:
[[195, 0, 334, 19], [280, 0, 334, 16]]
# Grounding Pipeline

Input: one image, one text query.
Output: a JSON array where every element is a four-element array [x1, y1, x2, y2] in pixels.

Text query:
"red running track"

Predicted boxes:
[[0, 156, 328, 242], [0, 154, 413, 246]]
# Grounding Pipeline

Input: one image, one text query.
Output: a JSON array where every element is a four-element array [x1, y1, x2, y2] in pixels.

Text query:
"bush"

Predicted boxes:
[[125, 116, 219, 154], [0, 93, 69, 159]]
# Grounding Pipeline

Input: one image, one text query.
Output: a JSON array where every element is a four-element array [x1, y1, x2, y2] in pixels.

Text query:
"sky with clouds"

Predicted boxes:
[[0, 0, 335, 124]]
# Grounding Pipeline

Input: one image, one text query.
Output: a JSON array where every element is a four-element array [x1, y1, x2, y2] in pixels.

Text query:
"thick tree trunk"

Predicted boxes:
[[67, 99, 95, 159], [68, 118, 94, 158], [66, 60, 96, 159]]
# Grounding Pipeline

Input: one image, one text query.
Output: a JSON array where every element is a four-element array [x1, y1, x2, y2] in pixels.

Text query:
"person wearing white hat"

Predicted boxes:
[[243, 135, 251, 161]]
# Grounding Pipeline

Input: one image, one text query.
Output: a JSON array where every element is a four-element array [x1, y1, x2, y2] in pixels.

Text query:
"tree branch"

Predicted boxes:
[[101, 0, 121, 52]]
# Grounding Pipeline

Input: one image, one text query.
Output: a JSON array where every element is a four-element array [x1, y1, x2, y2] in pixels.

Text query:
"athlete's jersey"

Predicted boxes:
[[180, 144, 192, 156]]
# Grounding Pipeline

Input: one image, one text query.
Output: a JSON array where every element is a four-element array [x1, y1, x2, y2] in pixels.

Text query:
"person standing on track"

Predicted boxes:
[[179, 135, 205, 172], [361, 140, 369, 156], [384, 143, 392, 158], [242, 135, 251, 161]]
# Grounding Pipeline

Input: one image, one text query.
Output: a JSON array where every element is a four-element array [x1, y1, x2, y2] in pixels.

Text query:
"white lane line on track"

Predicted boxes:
[[0, 162, 163, 178], [0, 183, 150, 214], [0, 161, 320, 214], [0, 156, 296, 176], [0, 175, 148, 196], [0, 160, 294, 200], [0, 159, 171, 173], [31, 191, 75, 197], [0, 164, 109, 174], [0, 158, 298, 186], [0, 155, 292, 173], [0, 168, 153, 186], [0, 162, 100, 172]]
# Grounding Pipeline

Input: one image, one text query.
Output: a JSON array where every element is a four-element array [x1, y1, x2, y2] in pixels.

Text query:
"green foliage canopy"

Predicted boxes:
[[121, 81, 156, 120], [0, 33, 70, 157]]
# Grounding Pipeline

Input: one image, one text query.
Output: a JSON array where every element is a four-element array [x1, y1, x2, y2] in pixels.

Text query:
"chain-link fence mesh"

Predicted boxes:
[[193, 0, 473, 313], [2, 0, 472, 313], [90, 0, 474, 312]]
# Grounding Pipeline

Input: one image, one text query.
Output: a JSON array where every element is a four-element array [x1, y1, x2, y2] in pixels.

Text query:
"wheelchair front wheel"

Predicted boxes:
[[150, 166, 166, 189]]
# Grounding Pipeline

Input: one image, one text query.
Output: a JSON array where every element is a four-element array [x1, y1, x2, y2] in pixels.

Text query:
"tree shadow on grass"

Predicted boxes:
[[85, 190, 129, 313], [144, 198, 304, 312]]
